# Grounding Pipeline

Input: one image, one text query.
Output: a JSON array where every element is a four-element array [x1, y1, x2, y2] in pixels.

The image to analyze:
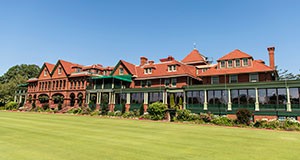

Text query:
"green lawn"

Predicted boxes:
[[0, 111, 300, 160]]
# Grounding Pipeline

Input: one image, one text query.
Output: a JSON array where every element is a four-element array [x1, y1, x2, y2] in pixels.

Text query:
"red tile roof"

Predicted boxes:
[[135, 60, 200, 80], [199, 60, 274, 76], [218, 49, 252, 61], [121, 60, 137, 75], [45, 63, 55, 73], [182, 49, 207, 64], [58, 60, 83, 75]]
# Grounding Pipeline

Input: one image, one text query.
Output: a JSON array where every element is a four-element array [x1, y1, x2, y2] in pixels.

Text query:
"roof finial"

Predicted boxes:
[[193, 43, 197, 50]]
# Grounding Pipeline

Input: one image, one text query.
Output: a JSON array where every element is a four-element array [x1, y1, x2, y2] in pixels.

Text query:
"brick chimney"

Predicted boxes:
[[140, 56, 148, 66], [267, 47, 275, 70]]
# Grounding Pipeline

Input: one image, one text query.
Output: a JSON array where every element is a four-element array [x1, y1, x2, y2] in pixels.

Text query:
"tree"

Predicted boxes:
[[0, 64, 40, 105], [276, 66, 300, 80]]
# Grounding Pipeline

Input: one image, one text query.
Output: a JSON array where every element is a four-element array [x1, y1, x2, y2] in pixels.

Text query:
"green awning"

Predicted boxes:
[[113, 75, 132, 83], [18, 83, 28, 87], [91, 75, 132, 82]]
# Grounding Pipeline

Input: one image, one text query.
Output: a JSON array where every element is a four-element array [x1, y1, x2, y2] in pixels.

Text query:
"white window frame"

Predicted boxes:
[[220, 61, 225, 68], [119, 68, 124, 75], [249, 73, 259, 82], [144, 68, 152, 74], [229, 75, 238, 83], [235, 59, 241, 67], [58, 67, 62, 74], [243, 58, 249, 66], [228, 60, 233, 68], [44, 70, 47, 76], [211, 76, 219, 84], [168, 65, 176, 72]]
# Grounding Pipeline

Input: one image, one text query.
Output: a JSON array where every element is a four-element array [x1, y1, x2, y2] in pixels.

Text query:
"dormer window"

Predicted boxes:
[[119, 68, 124, 75], [168, 65, 176, 72], [144, 68, 152, 74], [76, 68, 81, 73], [220, 61, 225, 68], [235, 59, 241, 67], [228, 60, 233, 68], [243, 58, 248, 66], [58, 67, 62, 74], [103, 70, 107, 75], [44, 70, 47, 76]]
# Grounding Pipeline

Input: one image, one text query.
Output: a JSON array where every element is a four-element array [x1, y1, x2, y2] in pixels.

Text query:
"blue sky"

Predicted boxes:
[[0, 0, 299, 75]]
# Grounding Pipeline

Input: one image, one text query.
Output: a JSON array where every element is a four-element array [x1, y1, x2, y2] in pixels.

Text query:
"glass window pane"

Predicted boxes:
[[290, 88, 299, 104], [277, 88, 287, 104], [267, 88, 277, 104], [239, 89, 247, 105], [208, 91, 214, 104], [231, 90, 239, 104], [214, 90, 222, 104], [258, 89, 267, 104], [248, 89, 256, 104]]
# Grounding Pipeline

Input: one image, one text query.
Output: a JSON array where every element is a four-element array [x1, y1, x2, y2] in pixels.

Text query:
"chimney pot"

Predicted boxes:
[[140, 56, 148, 66]]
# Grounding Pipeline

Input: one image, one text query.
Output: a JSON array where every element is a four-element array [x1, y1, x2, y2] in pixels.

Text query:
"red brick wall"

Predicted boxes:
[[113, 64, 129, 76], [254, 115, 277, 121]]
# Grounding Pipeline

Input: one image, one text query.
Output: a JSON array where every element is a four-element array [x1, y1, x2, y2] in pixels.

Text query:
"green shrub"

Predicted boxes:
[[42, 103, 49, 110], [90, 110, 100, 116], [140, 113, 151, 120], [88, 101, 96, 111], [253, 120, 268, 128], [212, 116, 235, 126], [189, 113, 200, 121], [236, 108, 252, 125], [5, 102, 18, 110], [57, 102, 62, 110], [147, 102, 167, 120], [107, 111, 115, 116], [199, 113, 213, 122], [100, 104, 109, 115], [31, 102, 36, 110], [122, 111, 135, 118], [81, 106, 91, 115], [176, 109, 192, 121], [139, 104, 144, 116], [114, 111, 122, 116]]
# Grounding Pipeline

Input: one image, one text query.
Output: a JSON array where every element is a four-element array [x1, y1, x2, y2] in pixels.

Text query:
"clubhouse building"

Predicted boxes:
[[15, 47, 300, 120]]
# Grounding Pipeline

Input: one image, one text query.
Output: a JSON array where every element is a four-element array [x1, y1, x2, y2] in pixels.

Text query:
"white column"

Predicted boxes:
[[204, 90, 208, 110], [144, 92, 148, 105], [162, 91, 167, 104], [126, 93, 130, 104], [183, 91, 186, 109], [286, 87, 292, 112], [14, 95, 17, 103], [255, 88, 259, 111], [227, 89, 232, 111], [86, 92, 90, 104], [96, 92, 100, 104], [108, 92, 112, 104], [99, 92, 102, 104], [19, 95, 22, 103]]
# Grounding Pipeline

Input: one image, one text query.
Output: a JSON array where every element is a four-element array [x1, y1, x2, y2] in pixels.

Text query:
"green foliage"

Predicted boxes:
[[122, 111, 135, 118], [147, 102, 167, 120], [81, 106, 91, 115], [253, 119, 300, 131], [211, 116, 235, 126], [199, 113, 213, 122], [90, 110, 100, 116], [176, 109, 192, 121], [57, 102, 62, 110], [38, 95, 49, 103], [100, 104, 109, 115], [0, 64, 40, 104], [169, 94, 175, 109], [139, 104, 144, 116], [42, 103, 49, 110], [114, 111, 122, 116], [236, 108, 252, 125], [88, 101, 96, 111], [107, 111, 115, 116], [5, 101, 18, 110]]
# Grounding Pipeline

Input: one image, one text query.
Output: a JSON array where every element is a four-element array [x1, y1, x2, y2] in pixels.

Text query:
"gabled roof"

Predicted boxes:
[[121, 60, 137, 75], [199, 60, 274, 76], [45, 63, 55, 73], [50, 59, 83, 75], [218, 49, 252, 61], [182, 49, 207, 64]]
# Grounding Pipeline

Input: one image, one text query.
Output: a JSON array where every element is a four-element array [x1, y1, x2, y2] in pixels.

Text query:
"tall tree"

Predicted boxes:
[[0, 64, 40, 104]]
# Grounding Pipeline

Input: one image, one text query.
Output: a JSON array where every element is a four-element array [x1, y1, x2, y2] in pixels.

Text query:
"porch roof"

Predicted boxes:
[[91, 75, 132, 83]]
